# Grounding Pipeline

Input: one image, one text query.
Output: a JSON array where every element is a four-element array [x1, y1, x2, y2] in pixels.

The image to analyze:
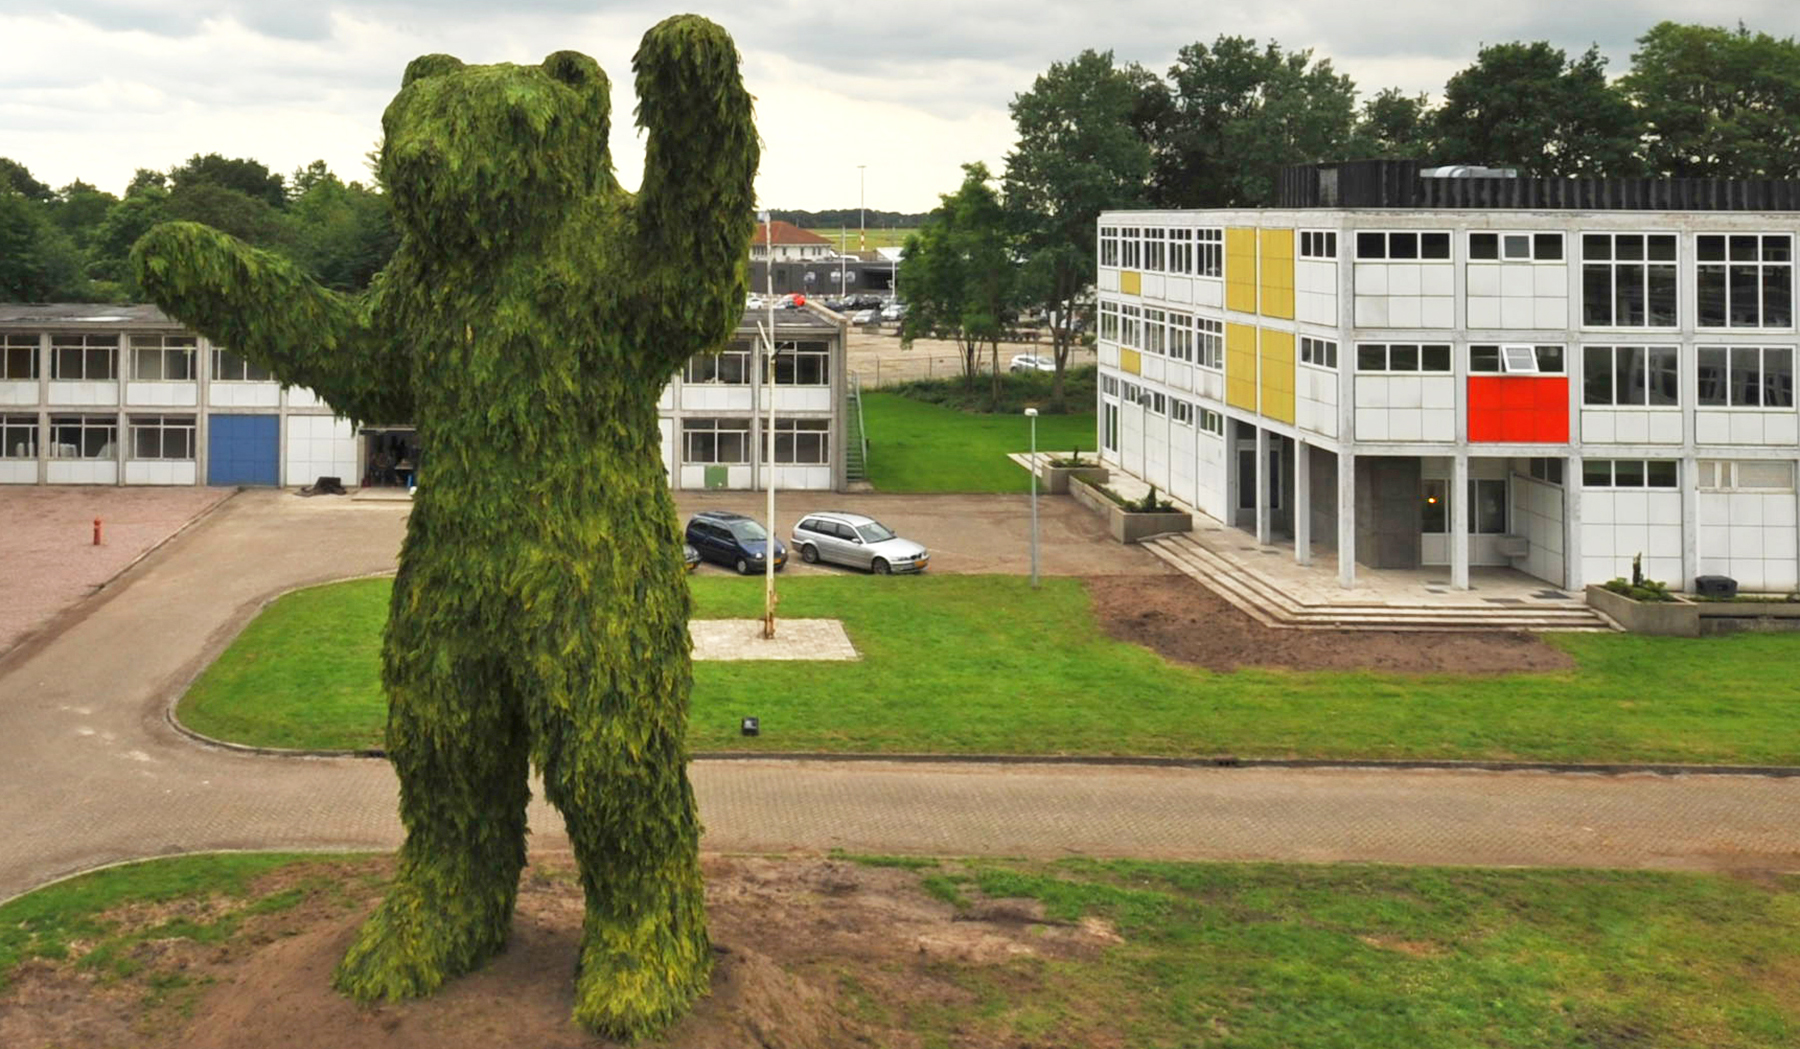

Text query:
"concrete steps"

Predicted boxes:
[[1144, 534, 1617, 633]]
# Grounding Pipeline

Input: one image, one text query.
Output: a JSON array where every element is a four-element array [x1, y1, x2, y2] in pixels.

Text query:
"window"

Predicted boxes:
[[50, 335, 117, 381], [1148, 391, 1166, 415], [1143, 229, 1166, 273], [682, 417, 750, 463], [1300, 337, 1337, 369], [1697, 346, 1795, 408], [128, 415, 196, 460], [1299, 231, 1338, 260], [2, 414, 37, 458], [1121, 381, 1141, 404], [129, 335, 196, 381], [1420, 479, 1508, 534], [48, 415, 116, 459], [1099, 301, 1120, 343], [1120, 305, 1142, 348], [772, 340, 830, 385], [211, 349, 272, 382], [684, 343, 752, 384], [1354, 231, 1452, 260], [1100, 373, 1119, 397], [1198, 408, 1225, 435], [1468, 344, 1564, 375], [3, 335, 39, 380], [1166, 312, 1193, 362], [1196, 228, 1222, 278], [1196, 317, 1223, 370], [1355, 343, 1451, 372], [1171, 398, 1194, 425], [1527, 457, 1565, 485], [1421, 479, 1448, 532], [1120, 227, 1141, 269], [763, 417, 829, 464], [1697, 234, 1793, 328], [1582, 233, 1678, 327], [1168, 228, 1193, 275], [1699, 460, 1796, 491], [1469, 232, 1564, 261], [1099, 226, 1119, 267], [1142, 309, 1166, 355], [1104, 402, 1119, 450], [1582, 459, 1679, 488], [1582, 346, 1679, 406]]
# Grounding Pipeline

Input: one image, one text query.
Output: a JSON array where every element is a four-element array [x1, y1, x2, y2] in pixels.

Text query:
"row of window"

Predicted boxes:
[[1112, 382, 1227, 435], [679, 417, 831, 465], [1, 414, 195, 460], [1097, 303, 1225, 368], [0, 337, 272, 383], [682, 341, 831, 386], [1098, 226, 1223, 276]]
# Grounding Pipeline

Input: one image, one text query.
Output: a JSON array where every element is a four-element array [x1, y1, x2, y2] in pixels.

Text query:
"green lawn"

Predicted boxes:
[[179, 575, 1800, 765], [6, 851, 1796, 1048], [806, 227, 915, 251], [862, 391, 1095, 492]]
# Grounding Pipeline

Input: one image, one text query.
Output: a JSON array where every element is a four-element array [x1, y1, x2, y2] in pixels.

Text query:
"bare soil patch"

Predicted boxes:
[[1085, 575, 1576, 674], [2, 854, 1121, 1049]]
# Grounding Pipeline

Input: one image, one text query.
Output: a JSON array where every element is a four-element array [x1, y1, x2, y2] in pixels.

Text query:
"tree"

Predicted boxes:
[[1005, 49, 1152, 406], [1349, 88, 1437, 160], [0, 191, 89, 301], [49, 180, 118, 251], [1623, 21, 1800, 178], [899, 163, 1020, 408], [1145, 36, 1359, 207], [286, 163, 398, 290], [169, 152, 287, 209], [88, 182, 172, 294], [132, 19, 755, 1039], [1434, 43, 1641, 176], [0, 158, 53, 203]]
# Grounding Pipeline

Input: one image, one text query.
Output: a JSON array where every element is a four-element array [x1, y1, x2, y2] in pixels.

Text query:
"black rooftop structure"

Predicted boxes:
[[1277, 159, 1800, 212]]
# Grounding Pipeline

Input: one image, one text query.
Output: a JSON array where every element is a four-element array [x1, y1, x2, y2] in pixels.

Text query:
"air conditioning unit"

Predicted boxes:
[[1694, 575, 1738, 599]]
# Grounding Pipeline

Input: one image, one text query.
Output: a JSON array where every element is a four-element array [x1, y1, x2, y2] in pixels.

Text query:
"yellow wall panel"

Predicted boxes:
[[1225, 322, 1258, 412], [1120, 348, 1141, 375], [1258, 328, 1296, 425], [1258, 229, 1295, 320], [1120, 271, 1141, 296], [1225, 228, 1257, 315]]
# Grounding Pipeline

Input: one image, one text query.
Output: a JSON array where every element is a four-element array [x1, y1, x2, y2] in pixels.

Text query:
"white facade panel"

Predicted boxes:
[[1580, 489, 1682, 585], [0, 381, 36, 405], [47, 381, 117, 405], [286, 387, 324, 409], [678, 464, 752, 489], [0, 460, 37, 484], [681, 386, 754, 412], [284, 415, 359, 486], [772, 387, 832, 412], [1193, 281, 1223, 309], [124, 460, 198, 485], [46, 460, 118, 485], [124, 382, 199, 407], [755, 465, 832, 490], [208, 382, 281, 408]]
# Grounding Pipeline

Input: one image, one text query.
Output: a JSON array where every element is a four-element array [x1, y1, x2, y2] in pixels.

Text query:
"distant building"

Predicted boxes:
[[750, 220, 834, 262]]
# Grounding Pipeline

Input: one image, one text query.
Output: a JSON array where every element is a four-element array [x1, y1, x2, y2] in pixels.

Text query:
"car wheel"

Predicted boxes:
[[872, 558, 891, 575], [735, 558, 751, 575], [800, 544, 819, 564]]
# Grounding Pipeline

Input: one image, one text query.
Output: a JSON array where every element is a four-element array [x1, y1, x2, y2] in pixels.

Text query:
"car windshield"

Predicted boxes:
[[854, 521, 897, 543], [727, 520, 768, 542]]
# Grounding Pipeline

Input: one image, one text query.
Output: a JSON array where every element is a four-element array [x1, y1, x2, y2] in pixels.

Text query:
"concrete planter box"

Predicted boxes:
[[1585, 585, 1698, 636], [1069, 477, 1191, 544], [1695, 598, 1800, 635], [1037, 462, 1109, 495]]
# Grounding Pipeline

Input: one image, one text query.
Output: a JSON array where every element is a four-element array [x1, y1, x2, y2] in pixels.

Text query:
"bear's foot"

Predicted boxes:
[[332, 877, 512, 1002], [570, 928, 712, 1040]]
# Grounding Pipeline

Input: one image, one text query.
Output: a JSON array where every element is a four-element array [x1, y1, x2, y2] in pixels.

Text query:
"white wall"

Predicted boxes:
[[0, 381, 37, 406], [208, 382, 281, 408], [46, 460, 117, 485], [124, 382, 198, 407], [1580, 410, 1682, 445], [284, 415, 359, 486], [124, 460, 198, 485], [1699, 491, 1798, 592], [1466, 262, 1567, 328], [678, 464, 752, 489], [1580, 489, 1683, 585], [754, 465, 833, 490], [681, 386, 754, 412], [1695, 410, 1800, 447], [1353, 263, 1454, 328], [1513, 473, 1566, 586], [1353, 376, 1456, 442], [46, 381, 116, 405], [1296, 362, 1338, 439], [1295, 259, 1337, 325], [0, 460, 37, 484], [1196, 430, 1226, 521]]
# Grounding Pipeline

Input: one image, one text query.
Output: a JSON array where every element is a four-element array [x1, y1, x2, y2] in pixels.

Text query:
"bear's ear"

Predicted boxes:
[[402, 54, 465, 88], [542, 50, 601, 89]]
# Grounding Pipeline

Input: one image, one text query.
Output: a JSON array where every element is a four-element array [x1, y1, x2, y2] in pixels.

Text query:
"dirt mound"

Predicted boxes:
[[5, 854, 1122, 1049], [1086, 575, 1575, 674]]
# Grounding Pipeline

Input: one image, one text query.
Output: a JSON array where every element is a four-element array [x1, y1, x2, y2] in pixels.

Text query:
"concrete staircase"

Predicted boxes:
[[1143, 533, 1617, 633]]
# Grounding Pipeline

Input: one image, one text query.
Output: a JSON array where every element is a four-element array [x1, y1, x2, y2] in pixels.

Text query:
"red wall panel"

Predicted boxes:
[[1467, 376, 1568, 443]]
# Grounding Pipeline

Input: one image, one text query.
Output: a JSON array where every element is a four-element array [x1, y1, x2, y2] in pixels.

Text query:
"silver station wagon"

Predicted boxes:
[[792, 511, 929, 574]]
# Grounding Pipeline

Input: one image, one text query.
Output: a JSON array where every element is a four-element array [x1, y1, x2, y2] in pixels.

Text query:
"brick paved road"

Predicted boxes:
[[2, 491, 1797, 903]]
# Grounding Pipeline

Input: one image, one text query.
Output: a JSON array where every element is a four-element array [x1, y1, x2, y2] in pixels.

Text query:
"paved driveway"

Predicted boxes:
[[1, 490, 1797, 904]]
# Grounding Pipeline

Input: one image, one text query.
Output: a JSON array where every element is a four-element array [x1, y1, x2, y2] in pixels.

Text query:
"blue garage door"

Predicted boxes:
[[208, 414, 279, 486]]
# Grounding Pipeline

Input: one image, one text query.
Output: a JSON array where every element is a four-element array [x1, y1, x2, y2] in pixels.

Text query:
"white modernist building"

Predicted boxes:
[[0, 304, 849, 493], [1095, 160, 1800, 593]]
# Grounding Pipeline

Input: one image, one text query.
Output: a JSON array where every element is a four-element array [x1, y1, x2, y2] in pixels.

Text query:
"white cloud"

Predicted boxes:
[[5, 1, 1800, 209]]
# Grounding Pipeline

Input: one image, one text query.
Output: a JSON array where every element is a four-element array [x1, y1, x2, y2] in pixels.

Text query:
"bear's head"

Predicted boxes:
[[379, 51, 615, 248]]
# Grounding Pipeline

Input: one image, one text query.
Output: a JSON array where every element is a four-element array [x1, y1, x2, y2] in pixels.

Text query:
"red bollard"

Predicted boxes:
[[93, 517, 102, 546]]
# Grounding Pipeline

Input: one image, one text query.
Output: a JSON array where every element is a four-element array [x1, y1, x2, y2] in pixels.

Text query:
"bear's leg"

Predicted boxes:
[[542, 714, 710, 1039], [333, 645, 530, 1002]]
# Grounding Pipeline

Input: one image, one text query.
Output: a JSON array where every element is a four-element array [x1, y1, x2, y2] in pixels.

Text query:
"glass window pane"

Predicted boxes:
[[1471, 345, 1501, 373], [1697, 347, 1728, 405], [1584, 346, 1613, 404], [1613, 460, 1645, 487], [1421, 479, 1447, 533], [1421, 345, 1450, 371], [1421, 232, 1450, 259], [1764, 348, 1793, 408], [1357, 232, 1385, 259], [1616, 265, 1645, 326], [1534, 345, 1564, 373], [1471, 479, 1507, 534], [1583, 460, 1612, 487], [1583, 265, 1614, 326], [1729, 265, 1760, 326], [1616, 235, 1645, 261], [1583, 234, 1611, 261], [1697, 267, 1727, 327], [1730, 235, 1759, 261], [1647, 265, 1678, 327], [1646, 460, 1678, 488], [1697, 235, 1726, 262], [1470, 233, 1498, 260], [1534, 233, 1563, 260], [1763, 266, 1792, 328], [1732, 346, 1762, 406], [1615, 346, 1646, 406], [1389, 232, 1418, 259], [1388, 344, 1419, 371], [1648, 235, 1677, 261], [1503, 235, 1530, 259], [1648, 348, 1679, 406], [1358, 345, 1386, 371]]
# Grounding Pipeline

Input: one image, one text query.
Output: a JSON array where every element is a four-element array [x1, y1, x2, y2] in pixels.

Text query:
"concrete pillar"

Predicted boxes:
[[1337, 450, 1356, 589], [1563, 455, 1582, 590], [1295, 438, 1311, 565], [1254, 426, 1270, 545], [1681, 455, 1700, 592], [1451, 452, 1470, 590]]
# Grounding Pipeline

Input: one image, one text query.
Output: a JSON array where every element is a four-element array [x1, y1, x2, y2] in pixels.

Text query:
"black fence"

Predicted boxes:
[[1278, 160, 1800, 212]]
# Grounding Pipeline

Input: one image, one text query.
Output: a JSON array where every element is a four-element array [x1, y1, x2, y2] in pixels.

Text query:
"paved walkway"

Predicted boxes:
[[2, 491, 1798, 903]]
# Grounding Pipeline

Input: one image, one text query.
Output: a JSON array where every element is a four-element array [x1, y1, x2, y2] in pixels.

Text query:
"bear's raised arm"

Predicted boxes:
[[628, 15, 760, 363], [132, 222, 413, 424]]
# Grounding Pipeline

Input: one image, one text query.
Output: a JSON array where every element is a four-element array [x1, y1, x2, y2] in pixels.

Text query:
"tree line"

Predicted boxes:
[[0, 153, 395, 304], [901, 20, 1800, 407]]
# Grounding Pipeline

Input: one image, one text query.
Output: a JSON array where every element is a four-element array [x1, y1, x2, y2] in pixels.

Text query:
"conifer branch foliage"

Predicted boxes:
[[131, 15, 758, 1041]]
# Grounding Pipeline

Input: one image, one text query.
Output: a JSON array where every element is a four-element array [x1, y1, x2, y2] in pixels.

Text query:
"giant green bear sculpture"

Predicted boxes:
[[132, 16, 757, 1040]]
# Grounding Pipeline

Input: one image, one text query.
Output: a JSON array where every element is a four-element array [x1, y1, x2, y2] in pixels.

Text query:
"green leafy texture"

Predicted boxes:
[[1623, 21, 1800, 178], [131, 15, 758, 1040], [1433, 42, 1643, 177]]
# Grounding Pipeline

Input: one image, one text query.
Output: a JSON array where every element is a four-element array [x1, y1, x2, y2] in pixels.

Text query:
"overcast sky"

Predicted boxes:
[[5, 2, 1798, 213]]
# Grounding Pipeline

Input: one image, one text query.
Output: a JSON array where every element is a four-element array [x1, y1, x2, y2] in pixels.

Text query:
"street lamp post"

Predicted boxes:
[[760, 209, 778, 640], [1025, 407, 1039, 588], [857, 164, 866, 254]]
